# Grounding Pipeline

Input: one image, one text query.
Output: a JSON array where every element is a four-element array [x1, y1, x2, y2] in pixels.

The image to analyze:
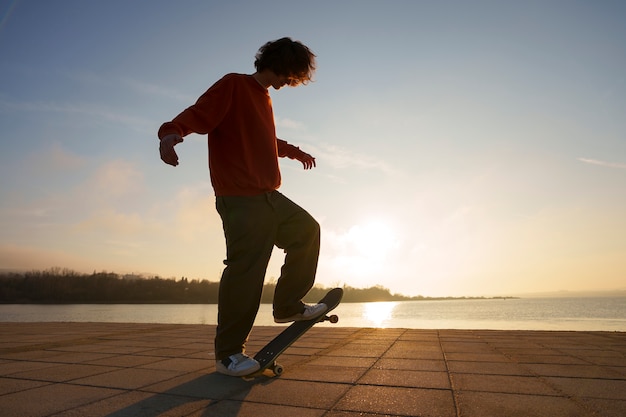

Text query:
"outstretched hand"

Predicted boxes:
[[296, 150, 316, 170], [159, 134, 184, 166]]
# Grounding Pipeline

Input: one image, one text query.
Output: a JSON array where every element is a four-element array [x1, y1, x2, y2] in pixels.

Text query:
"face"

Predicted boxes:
[[270, 72, 298, 90]]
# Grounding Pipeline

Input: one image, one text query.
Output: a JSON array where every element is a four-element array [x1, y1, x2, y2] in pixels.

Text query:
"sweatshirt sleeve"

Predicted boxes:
[[277, 138, 302, 159], [158, 75, 234, 139]]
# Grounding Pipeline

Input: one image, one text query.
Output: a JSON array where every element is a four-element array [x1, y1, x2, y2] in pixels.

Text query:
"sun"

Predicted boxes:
[[350, 220, 397, 259], [325, 217, 400, 281]]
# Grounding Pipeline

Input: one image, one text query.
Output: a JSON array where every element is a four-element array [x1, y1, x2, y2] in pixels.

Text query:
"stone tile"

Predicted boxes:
[[0, 349, 67, 361], [524, 363, 622, 379], [0, 383, 122, 417], [9, 363, 119, 383], [232, 379, 350, 409], [282, 364, 366, 384], [440, 341, 495, 353], [546, 376, 626, 400], [335, 341, 393, 357], [137, 347, 200, 358], [193, 400, 325, 417], [445, 352, 510, 362], [586, 356, 626, 367], [508, 354, 589, 365], [0, 376, 50, 395], [451, 373, 559, 395], [51, 391, 211, 417], [456, 391, 589, 417], [579, 397, 626, 417], [307, 355, 378, 368], [137, 357, 210, 373], [143, 372, 257, 400], [447, 360, 532, 376], [374, 358, 447, 372], [382, 341, 444, 360], [335, 385, 456, 417], [325, 412, 395, 417], [360, 368, 450, 389], [29, 351, 116, 364], [88, 353, 165, 368], [71, 367, 181, 390], [0, 359, 62, 376]]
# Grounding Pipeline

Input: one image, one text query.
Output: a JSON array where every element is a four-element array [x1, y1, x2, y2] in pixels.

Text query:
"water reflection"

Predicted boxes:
[[363, 301, 398, 327], [2, 298, 625, 331]]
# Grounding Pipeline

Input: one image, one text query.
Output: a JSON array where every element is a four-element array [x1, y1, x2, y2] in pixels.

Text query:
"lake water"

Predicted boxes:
[[2, 297, 625, 331]]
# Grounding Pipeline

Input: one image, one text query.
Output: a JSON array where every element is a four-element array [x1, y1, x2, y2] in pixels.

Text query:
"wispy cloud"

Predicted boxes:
[[64, 70, 194, 103], [26, 142, 87, 173], [121, 78, 195, 103], [578, 158, 626, 170], [0, 99, 153, 132], [313, 143, 402, 177], [275, 116, 305, 130]]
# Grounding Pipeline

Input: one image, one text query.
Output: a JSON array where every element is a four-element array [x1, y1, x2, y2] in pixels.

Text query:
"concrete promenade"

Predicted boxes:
[[0, 322, 625, 416]]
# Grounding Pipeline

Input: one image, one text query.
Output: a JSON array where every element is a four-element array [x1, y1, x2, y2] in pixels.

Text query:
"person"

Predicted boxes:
[[157, 37, 327, 377]]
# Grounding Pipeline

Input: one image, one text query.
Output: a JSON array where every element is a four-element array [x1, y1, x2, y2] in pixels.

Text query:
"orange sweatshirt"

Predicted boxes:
[[158, 73, 302, 196]]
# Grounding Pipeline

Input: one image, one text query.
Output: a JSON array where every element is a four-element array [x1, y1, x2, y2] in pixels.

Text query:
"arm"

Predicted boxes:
[[277, 138, 316, 170], [157, 75, 233, 167], [159, 134, 184, 166]]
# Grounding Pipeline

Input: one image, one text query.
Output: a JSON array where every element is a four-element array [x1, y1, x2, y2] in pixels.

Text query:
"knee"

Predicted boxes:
[[308, 216, 320, 237]]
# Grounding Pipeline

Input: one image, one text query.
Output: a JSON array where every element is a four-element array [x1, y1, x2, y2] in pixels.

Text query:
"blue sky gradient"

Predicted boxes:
[[1, 1, 625, 296]]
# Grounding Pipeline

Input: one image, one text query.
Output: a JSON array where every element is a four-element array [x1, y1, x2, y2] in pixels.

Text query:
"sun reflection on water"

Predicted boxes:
[[363, 301, 398, 327]]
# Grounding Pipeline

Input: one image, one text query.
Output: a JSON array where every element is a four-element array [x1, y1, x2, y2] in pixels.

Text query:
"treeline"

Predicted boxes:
[[0, 268, 514, 304], [0, 269, 217, 304], [0, 268, 419, 304]]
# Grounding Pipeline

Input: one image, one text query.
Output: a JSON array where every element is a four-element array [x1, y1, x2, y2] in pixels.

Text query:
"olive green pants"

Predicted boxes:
[[214, 191, 320, 360]]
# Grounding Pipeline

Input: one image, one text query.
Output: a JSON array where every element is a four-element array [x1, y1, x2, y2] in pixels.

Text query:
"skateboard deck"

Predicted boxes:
[[250, 287, 343, 377]]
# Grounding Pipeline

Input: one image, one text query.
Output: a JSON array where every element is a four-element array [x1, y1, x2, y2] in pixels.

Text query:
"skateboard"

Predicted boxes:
[[249, 287, 343, 377]]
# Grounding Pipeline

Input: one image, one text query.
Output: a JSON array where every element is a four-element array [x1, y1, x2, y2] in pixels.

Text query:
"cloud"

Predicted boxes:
[[63, 69, 194, 103], [578, 158, 626, 170], [0, 243, 94, 272], [90, 159, 145, 199], [73, 209, 159, 237], [275, 116, 305, 130], [26, 142, 87, 174], [173, 184, 222, 243], [0, 98, 153, 132], [312, 143, 402, 177], [121, 78, 195, 103]]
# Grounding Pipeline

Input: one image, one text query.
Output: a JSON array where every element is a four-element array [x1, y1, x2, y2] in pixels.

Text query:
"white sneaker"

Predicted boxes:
[[274, 303, 328, 323], [216, 353, 260, 377]]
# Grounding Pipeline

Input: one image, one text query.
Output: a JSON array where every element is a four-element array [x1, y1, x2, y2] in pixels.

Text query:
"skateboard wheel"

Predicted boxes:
[[329, 314, 339, 323], [273, 364, 284, 376]]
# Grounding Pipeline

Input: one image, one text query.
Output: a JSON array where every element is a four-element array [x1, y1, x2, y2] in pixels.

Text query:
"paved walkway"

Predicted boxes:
[[0, 322, 624, 416]]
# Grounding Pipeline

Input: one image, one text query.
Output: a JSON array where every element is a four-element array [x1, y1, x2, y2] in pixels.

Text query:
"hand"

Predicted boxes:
[[159, 134, 184, 166], [296, 150, 316, 170]]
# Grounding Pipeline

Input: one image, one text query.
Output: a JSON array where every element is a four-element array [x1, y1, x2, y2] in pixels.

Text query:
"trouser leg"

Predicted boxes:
[[214, 195, 275, 360], [270, 191, 321, 318]]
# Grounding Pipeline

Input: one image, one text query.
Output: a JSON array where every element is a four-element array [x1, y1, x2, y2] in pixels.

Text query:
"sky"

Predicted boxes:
[[0, 0, 625, 297]]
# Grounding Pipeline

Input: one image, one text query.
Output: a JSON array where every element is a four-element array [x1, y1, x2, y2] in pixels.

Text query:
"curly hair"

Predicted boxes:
[[254, 37, 316, 86]]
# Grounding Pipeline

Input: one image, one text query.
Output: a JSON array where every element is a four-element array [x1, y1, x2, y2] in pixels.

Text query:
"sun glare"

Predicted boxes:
[[351, 220, 396, 258], [327, 218, 400, 281], [363, 301, 397, 327]]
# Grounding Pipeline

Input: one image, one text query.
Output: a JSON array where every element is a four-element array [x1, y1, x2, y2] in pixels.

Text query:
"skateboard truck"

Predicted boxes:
[[323, 314, 339, 324], [249, 288, 344, 378]]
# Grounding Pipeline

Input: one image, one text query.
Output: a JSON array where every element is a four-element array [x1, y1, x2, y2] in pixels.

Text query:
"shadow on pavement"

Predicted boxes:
[[106, 371, 273, 417]]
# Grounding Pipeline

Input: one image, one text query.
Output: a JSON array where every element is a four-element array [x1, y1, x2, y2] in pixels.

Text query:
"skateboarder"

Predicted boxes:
[[158, 37, 327, 376]]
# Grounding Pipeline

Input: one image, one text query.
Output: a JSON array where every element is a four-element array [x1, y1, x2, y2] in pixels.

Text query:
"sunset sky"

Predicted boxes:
[[1, 1, 625, 297]]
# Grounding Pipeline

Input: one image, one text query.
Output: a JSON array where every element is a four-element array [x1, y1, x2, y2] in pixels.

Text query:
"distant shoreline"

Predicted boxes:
[[0, 268, 520, 304], [3, 268, 623, 304], [0, 296, 520, 305]]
